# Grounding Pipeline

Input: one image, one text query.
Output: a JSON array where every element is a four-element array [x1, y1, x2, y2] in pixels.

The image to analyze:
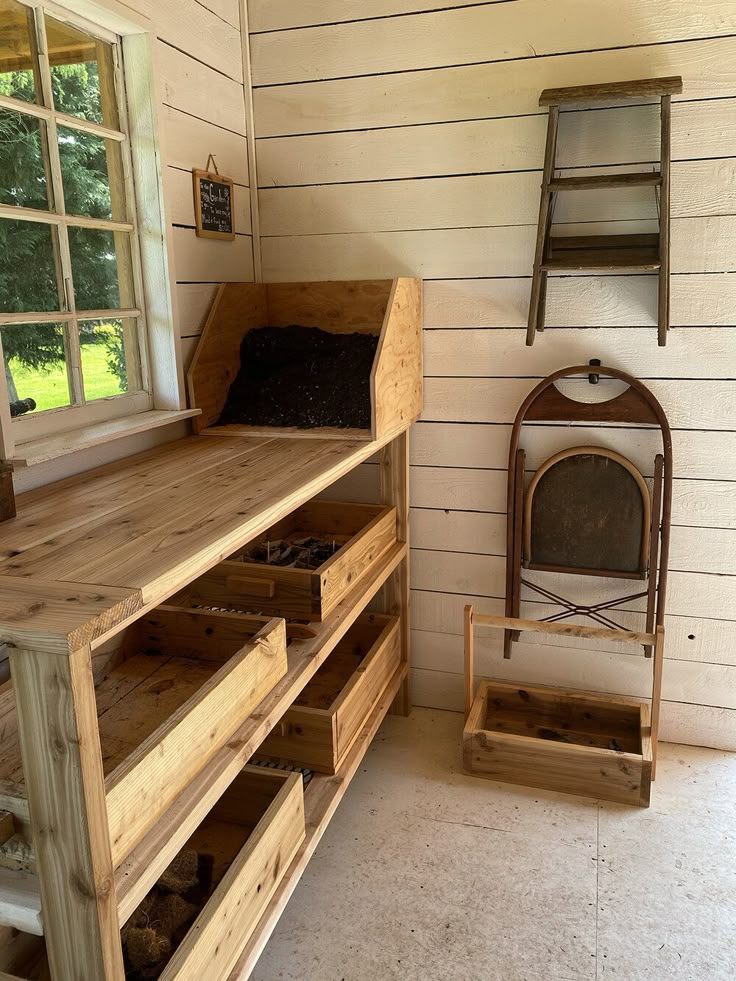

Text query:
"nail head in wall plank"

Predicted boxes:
[[253, 36, 736, 137], [250, 0, 736, 86], [411, 590, 736, 668], [422, 376, 736, 431]]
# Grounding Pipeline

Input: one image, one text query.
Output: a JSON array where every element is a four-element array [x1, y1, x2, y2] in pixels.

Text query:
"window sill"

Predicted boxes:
[[12, 408, 201, 467]]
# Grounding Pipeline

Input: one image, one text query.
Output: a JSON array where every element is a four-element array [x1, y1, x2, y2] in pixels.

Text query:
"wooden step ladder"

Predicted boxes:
[[527, 75, 683, 348]]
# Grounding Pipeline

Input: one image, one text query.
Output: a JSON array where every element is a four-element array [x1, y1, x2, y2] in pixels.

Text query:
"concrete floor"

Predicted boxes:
[[253, 708, 736, 981]]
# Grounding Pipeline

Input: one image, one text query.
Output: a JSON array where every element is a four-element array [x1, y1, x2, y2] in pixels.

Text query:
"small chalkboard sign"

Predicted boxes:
[[193, 167, 235, 241]]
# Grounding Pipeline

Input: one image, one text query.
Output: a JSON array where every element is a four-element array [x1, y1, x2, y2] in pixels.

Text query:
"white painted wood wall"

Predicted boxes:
[[239, 0, 736, 750], [14, 0, 735, 751]]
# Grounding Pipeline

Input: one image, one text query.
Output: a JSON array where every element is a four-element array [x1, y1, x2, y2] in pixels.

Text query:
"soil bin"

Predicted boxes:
[[258, 613, 401, 774], [218, 324, 379, 430], [187, 279, 422, 441], [175, 500, 397, 621], [463, 680, 652, 806]]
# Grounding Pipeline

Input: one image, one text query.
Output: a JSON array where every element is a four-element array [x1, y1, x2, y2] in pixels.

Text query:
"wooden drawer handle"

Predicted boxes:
[[225, 575, 276, 599]]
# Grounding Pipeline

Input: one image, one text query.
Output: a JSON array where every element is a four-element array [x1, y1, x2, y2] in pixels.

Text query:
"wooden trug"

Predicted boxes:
[[463, 609, 664, 806]]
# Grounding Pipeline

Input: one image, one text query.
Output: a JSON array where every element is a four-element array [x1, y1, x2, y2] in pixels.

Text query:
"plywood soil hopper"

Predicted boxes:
[[187, 279, 423, 443]]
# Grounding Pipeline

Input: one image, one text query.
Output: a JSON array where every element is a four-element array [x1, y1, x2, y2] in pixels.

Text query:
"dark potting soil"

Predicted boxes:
[[216, 325, 379, 430]]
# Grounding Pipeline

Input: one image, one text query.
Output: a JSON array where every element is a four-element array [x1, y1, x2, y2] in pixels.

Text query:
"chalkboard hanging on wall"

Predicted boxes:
[[192, 155, 235, 241]]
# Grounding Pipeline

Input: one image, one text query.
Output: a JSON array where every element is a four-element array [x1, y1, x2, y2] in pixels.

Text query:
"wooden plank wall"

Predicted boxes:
[[243, 0, 736, 750], [151, 0, 255, 368]]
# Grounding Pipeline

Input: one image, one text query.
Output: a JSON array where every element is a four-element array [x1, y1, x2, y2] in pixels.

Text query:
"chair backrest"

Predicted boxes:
[[504, 365, 673, 652]]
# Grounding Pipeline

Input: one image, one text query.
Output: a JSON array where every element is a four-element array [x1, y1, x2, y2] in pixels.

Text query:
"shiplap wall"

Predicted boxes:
[[241, 0, 736, 750]]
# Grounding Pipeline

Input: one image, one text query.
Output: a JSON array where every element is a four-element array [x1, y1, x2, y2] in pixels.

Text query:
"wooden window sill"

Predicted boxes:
[[12, 409, 201, 467]]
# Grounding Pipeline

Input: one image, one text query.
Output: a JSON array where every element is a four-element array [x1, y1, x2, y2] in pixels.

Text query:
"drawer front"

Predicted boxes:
[[464, 729, 648, 806], [106, 620, 288, 866], [319, 507, 397, 619], [260, 708, 338, 773], [180, 504, 397, 621], [161, 769, 305, 980], [333, 617, 401, 764]]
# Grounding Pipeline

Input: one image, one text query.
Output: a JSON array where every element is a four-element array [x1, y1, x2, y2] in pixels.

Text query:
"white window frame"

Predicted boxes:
[[0, 0, 186, 462]]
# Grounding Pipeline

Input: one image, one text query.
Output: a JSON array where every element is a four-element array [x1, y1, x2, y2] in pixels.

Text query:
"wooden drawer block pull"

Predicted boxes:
[[225, 575, 276, 599]]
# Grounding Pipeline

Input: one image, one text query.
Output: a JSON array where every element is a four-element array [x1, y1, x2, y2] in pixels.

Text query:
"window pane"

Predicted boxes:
[[1, 322, 71, 413], [80, 318, 140, 398], [0, 108, 53, 210], [45, 16, 119, 128], [58, 125, 125, 221], [0, 219, 61, 313], [68, 226, 134, 311], [0, 0, 39, 105]]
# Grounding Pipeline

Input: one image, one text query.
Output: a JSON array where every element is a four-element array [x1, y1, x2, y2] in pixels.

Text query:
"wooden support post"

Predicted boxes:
[[651, 625, 665, 780], [464, 605, 474, 720], [380, 431, 411, 716], [526, 105, 560, 345], [9, 646, 125, 980], [658, 95, 672, 347]]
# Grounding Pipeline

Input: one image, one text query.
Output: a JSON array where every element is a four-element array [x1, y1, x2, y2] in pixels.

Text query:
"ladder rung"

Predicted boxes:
[[549, 172, 662, 192], [540, 75, 683, 106], [542, 233, 662, 272]]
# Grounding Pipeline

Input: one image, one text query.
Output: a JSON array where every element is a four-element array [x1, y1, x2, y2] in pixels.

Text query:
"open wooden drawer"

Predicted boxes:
[[0, 606, 288, 873], [0, 768, 305, 981], [258, 613, 401, 774], [177, 500, 397, 621]]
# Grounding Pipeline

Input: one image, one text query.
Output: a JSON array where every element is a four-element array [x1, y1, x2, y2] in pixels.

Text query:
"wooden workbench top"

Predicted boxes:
[[0, 433, 385, 650]]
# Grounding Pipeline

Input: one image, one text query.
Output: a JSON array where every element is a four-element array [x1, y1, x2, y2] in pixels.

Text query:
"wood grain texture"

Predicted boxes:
[[9, 646, 124, 978], [165, 168, 251, 235], [105, 617, 288, 866], [158, 769, 304, 980], [152, 0, 243, 84], [259, 158, 736, 235], [249, 0, 494, 32], [157, 40, 246, 136], [0, 579, 142, 655], [171, 227, 254, 284], [261, 216, 736, 281], [423, 274, 736, 328], [250, 0, 728, 85], [160, 106, 249, 185], [253, 36, 736, 137]]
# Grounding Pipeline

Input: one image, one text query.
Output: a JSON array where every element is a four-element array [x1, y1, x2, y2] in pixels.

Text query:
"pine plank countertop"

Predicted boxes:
[[0, 433, 386, 650]]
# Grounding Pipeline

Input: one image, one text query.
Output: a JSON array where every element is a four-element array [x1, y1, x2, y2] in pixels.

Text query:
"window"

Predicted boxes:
[[0, 0, 156, 446]]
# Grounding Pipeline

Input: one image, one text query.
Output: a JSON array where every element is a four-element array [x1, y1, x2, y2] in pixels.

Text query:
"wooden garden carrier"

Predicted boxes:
[[527, 75, 683, 347], [463, 365, 673, 802]]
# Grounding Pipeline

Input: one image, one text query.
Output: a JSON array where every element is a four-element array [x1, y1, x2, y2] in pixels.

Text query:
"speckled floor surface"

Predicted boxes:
[[253, 708, 736, 981]]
